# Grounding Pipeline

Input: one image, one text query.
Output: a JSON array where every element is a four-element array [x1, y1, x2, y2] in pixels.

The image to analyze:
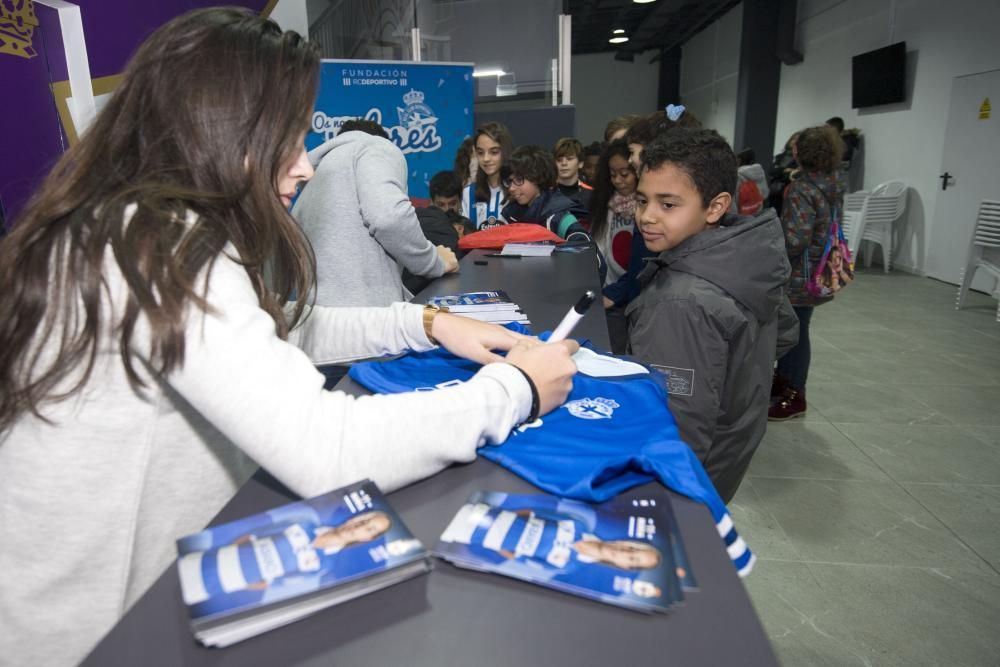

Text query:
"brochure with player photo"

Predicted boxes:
[[427, 290, 518, 310], [435, 491, 685, 613], [617, 495, 698, 592], [426, 290, 529, 325], [175, 479, 430, 648]]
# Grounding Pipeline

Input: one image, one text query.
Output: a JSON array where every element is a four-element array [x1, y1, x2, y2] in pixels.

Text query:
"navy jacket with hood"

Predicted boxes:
[[626, 209, 798, 502]]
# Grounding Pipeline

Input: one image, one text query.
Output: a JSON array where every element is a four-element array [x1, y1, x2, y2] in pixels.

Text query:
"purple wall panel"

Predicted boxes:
[[1, 5, 66, 225], [1, 0, 270, 226], [74, 0, 269, 79]]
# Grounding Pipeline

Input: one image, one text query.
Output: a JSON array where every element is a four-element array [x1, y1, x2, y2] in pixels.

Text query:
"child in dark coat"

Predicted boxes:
[[627, 129, 798, 502]]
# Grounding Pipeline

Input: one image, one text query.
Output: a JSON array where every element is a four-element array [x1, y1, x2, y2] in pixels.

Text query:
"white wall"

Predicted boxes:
[[571, 52, 660, 144], [269, 0, 309, 36], [774, 0, 1000, 274], [679, 2, 743, 145]]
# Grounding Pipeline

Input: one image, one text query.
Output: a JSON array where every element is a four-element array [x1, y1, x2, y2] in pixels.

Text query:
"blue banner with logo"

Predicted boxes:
[[309, 60, 474, 200]]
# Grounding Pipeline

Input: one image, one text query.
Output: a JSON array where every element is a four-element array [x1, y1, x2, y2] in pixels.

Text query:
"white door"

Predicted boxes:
[[927, 69, 1000, 289]]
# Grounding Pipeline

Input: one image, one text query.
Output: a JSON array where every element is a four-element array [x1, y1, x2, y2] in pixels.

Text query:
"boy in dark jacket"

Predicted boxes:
[[403, 171, 475, 295], [553, 137, 593, 210], [501, 145, 591, 242], [626, 129, 798, 502], [501, 145, 606, 282]]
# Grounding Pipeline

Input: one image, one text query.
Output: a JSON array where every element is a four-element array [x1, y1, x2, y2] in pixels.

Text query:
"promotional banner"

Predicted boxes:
[[309, 60, 475, 200]]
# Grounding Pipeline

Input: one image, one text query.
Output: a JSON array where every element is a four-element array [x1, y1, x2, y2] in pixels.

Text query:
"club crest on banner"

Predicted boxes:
[[397, 89, 436, 129]]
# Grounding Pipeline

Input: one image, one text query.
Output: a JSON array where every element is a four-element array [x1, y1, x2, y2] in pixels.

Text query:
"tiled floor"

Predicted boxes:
[[735, 269, 1000, 666]]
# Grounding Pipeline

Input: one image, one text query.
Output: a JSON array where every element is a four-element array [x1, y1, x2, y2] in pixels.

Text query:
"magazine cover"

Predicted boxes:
[[176, 480, 427, 624], [435, 491, 682, 613]]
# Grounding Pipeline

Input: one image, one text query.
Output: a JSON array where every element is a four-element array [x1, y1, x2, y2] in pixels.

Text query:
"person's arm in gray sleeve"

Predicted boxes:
[[629, 297, 729, 460], [775, 293, 800, 360], [355, 142, 447, 278]]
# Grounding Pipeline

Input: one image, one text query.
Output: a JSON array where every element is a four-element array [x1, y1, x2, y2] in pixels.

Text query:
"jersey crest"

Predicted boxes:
[[564, 397, 619, 420]]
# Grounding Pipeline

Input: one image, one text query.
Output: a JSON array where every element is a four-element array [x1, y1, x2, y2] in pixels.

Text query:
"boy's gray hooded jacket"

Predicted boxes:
[[293, 131, 445, 307], [626, 208, 798, 502]]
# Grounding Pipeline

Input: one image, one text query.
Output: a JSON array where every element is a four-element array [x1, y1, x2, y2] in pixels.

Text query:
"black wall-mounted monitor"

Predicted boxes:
[[852, 42, 907, 108]]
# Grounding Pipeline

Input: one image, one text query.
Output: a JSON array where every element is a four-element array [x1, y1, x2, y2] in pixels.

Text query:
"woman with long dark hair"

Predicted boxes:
[[0, 10, 576, 664]]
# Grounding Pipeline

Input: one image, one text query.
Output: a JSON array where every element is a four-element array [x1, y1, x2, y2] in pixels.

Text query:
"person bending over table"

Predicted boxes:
[[0, 9, 578, 667]]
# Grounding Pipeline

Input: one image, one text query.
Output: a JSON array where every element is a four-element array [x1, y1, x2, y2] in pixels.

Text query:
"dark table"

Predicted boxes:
[[83, 249, 778, 667]]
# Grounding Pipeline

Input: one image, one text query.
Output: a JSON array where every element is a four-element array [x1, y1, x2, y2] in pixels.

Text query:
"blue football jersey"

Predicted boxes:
[[348, 332, 755, 576]]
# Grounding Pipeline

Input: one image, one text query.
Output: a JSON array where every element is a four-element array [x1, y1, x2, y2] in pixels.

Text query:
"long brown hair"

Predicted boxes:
[[453, 136, 475, 186], [0, 8, 320, 433], [588, 140, 634, 242], [472, 122, 513, 204]]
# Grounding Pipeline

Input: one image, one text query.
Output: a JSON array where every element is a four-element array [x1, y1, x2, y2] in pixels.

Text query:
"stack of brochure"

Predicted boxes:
[[500, 242, 556, 257], [175, 480, 430, 647], [427, 290, 529, 325], [435, 491, 696, 613]]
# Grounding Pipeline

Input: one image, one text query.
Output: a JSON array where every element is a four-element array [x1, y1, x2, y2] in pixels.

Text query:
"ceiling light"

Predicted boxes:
[[473, 69, 506, 78], [613, 28, 625, 34], [633, 0, 656, 4], [608, 36, 629, 44]]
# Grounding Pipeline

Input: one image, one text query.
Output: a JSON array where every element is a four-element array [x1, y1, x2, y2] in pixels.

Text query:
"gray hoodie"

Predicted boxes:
[[293, 131, 445, 307], [626, 208, 798, 502]]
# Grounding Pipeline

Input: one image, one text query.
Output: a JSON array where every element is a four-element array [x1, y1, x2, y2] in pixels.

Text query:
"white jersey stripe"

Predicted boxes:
[[218, 544, 250, 592], [177, 552, 209, 605]]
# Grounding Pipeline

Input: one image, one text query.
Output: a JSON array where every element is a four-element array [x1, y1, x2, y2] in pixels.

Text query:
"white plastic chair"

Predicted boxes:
[[955, 199, 1000, 322], [842, 190, 870, 260], [855, 180, 908, 273]]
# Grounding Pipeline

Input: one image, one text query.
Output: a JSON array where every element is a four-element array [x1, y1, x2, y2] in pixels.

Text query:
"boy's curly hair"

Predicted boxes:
[[508, 145, 557, 190], [641, 128, 737, 208], [794, 125, 844, 174]]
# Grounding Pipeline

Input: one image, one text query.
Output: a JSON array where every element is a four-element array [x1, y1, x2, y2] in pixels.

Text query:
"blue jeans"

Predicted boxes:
[[777, 306, 814, 392]]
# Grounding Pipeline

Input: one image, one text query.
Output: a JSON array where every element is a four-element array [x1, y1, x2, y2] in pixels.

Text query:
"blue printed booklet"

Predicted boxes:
[[426, 290, 529, 325], [618, 495, 698, 592], [435, 491, 686, 613], [427, 290, 518, 310], [175, 479, 430, 647]]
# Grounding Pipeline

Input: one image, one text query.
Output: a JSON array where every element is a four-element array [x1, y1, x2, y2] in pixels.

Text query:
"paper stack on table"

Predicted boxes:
[[175, 480, 430, 647], [501, 242, 556, 257], [435, 491, 695, 614], [427, 290, 530, 325]]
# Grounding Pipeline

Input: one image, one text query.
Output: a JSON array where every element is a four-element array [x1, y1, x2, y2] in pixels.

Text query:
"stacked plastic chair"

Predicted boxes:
[[852, 180, 908, 273], [842, 190, 870, 259], [955, 199, 1000, 322]]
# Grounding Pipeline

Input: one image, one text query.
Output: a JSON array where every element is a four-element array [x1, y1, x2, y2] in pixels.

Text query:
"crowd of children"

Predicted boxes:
[[0, 9, 852, 664], [386, 106, 846, 500]]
